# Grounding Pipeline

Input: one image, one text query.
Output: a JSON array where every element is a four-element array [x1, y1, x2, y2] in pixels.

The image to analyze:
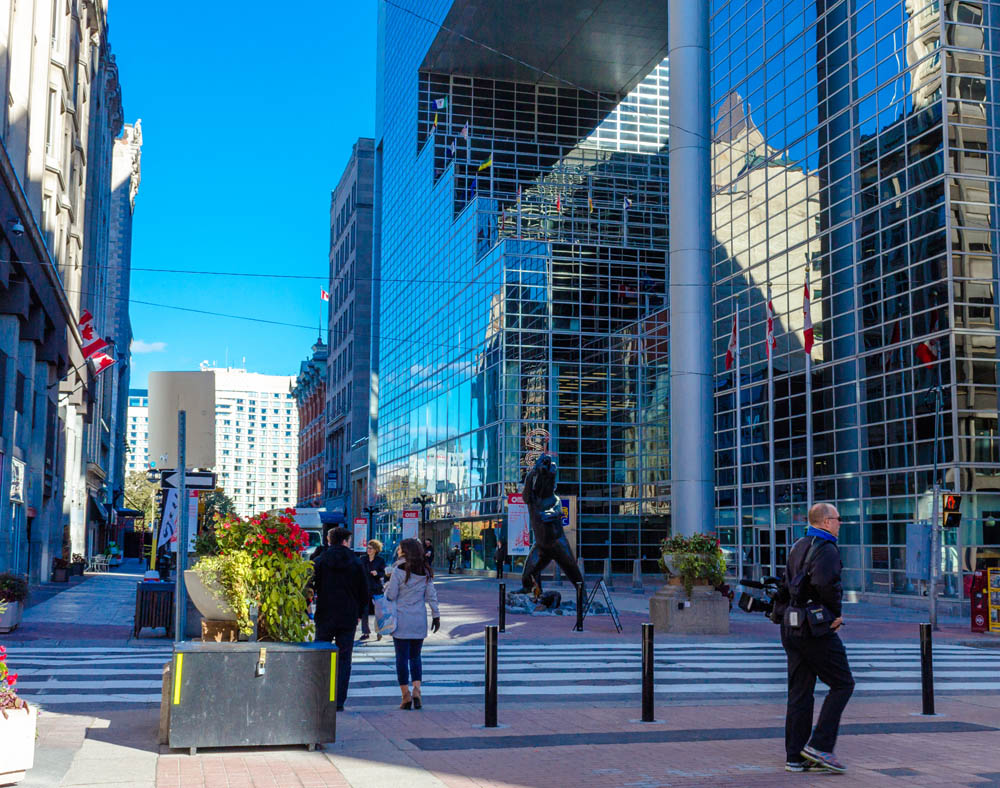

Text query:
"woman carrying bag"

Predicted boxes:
[[359, 539, 387, 641], [384, 537, 440, 709]]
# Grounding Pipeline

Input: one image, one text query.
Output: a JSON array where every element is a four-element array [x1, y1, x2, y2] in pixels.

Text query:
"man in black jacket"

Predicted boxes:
[[313, 526, 368, 711], [775, 502, 855, 774]]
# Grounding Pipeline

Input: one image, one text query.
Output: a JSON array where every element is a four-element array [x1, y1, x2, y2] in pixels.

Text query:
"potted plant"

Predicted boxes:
[[658, 533, 726, 597], [106, 542, 123, 567], [0, 644, 37, 784], [188, 509, 313, 641], [69, 553, 86, 576], [51, 557, 69, 583], [0, 575, 28, 634]]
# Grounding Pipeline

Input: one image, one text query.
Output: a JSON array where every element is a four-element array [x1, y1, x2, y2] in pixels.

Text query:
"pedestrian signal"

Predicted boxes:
[[942, 494, 962, 528]]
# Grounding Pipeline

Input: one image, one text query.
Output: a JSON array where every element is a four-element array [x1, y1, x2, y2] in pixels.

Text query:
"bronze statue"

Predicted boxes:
[[520, 454, 584, 593]]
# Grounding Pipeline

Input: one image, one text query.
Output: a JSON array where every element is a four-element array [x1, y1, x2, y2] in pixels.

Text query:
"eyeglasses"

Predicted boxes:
[[826, 516, 841, 522]]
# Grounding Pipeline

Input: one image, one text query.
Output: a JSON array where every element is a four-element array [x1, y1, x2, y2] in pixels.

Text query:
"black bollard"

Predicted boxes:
[[574, 582, 585, 632], [641, 623, 655, 722], [485, 625, 498, 727], [498, 582, 506, 633], [920, 622, 934, 715]]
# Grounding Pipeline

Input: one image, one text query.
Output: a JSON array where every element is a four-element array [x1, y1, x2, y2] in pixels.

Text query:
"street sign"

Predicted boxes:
[[161, 470, 217, 490], [943, 493, 962, 528]]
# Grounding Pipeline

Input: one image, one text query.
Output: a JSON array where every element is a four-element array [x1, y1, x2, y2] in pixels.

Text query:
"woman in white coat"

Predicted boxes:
[[384, 537, 440, 709]]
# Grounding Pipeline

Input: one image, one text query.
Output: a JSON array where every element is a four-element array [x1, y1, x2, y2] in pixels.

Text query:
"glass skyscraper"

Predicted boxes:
[[711, 0, 1000, 601], [374, 1, 672, 571]]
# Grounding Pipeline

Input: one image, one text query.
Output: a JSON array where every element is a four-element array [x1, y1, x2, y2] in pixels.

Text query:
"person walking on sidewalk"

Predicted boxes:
[[359, 539, 386, 641], [494, 541, 507, 579], [774, 502, 855, 774], [385, 537, 440, 710], [312, 526, 369, 711]]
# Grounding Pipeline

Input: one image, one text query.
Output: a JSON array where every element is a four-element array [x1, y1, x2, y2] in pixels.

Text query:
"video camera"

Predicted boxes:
[[737, 576, 782, 615]]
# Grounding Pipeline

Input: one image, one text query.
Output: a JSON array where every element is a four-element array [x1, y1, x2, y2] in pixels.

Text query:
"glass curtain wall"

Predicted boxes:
[[376, 1, 673, 570], [710, 0, 1000, 597]]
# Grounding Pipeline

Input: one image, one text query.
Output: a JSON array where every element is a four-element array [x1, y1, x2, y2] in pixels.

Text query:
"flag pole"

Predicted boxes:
[[805, 274, 814, 516], [767, 284, 777, 578], [734, 304, 744, 582]]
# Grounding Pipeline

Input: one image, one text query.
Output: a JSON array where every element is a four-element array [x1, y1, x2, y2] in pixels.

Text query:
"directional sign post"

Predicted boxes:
[[161, 470, 217, 491]]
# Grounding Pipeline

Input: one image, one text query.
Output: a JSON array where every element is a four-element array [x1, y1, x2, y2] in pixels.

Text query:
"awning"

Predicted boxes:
[[115, 507, 144, 518], [88, 493, 108, 522], [320, 511, 346, 526]]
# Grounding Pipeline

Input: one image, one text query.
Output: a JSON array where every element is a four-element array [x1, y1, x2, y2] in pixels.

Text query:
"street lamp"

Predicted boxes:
[[363, 504, 380, 549], [412, 494, 433, 543]]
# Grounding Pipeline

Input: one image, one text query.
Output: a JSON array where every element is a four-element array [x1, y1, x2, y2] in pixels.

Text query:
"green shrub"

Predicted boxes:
[[0, 573, 29, 603], [658, 533, 726, 597]]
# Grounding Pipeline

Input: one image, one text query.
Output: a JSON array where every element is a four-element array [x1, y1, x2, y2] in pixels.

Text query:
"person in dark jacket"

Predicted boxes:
[[773, 502, 854, 774], [359, 538, 386, 641], [312, 526, 369, 711], [494, 541, 507, 579]]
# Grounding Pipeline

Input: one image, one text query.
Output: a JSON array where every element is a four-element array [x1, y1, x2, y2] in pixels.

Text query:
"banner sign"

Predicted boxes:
[[166, 489, 199, 553], [353, 516, 369, 550], [401, 509, 420, 540], [158, 489, 178, 549], [507, 494, 531, 556]]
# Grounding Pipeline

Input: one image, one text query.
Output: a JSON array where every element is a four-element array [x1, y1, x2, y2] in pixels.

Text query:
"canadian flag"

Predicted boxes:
[[555, 194, 561, 213], [725, 315, 738, 370], [78, 309, 96, 342], [90, 350, 116, 374], [82, 336, 109, 360], [320, 289, 330, 302], [766, 299, 777, 358], [802, 282, 814, 355], [915, 312, 941, 367]]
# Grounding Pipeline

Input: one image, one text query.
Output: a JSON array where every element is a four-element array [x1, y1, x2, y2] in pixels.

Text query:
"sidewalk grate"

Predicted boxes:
[[408, 720, 999, 751]]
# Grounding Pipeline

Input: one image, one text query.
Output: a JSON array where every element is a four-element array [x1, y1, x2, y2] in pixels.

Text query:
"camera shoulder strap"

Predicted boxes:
[[789, 537, 822, 605]]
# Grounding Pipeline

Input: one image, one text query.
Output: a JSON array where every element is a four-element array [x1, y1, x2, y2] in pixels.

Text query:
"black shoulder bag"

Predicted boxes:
[[783, 538, 835, 637]]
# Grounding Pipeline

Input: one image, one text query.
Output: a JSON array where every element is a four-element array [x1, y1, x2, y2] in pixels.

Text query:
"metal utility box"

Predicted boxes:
[[167, 641, 337, 753]]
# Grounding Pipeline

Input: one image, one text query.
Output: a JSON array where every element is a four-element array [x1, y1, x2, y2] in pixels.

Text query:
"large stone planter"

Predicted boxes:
[[0, 704, 37, 784], [649, 583, 729, 634], [183, 570, 237, 622], [0, 602, 22, 634]]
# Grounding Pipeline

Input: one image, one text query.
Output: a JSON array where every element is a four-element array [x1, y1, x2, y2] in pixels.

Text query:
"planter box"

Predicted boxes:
[[69, 561, 86, 576], [0, 704, 37, 784], [166, 642, 337, 754], [0, 602, 22, 634], [51, 567, 68, 583], [649, 584, 729, 634]]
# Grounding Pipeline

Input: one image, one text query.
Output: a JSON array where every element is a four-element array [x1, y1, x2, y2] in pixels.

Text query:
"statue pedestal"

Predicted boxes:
[[649, 584, 729, 634]]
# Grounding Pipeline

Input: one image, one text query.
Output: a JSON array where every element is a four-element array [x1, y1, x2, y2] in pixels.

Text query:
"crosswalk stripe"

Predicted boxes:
[[12, 641, 997, 707]]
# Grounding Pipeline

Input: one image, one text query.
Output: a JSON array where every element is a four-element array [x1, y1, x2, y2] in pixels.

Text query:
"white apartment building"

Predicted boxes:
[[210, 368, 299, 517], [125, 389, 149, 475]]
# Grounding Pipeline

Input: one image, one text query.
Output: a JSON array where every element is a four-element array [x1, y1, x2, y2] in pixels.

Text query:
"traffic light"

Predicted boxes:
[[942, 493, 962, 528]]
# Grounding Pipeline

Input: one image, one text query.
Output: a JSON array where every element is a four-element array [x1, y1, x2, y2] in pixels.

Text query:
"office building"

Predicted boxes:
[[292, 339, 328, 508], [210, 367, 299, 518], [710, 0, 1000, 604], [0, 0, 128, 578], [325, 138, 376, 522], [374, 2, 672, 569], [126, 389, 150, 475]]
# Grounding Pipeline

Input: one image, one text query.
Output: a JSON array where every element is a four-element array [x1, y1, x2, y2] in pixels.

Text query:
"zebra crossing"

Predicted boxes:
[[7, 640, 1000, 709]]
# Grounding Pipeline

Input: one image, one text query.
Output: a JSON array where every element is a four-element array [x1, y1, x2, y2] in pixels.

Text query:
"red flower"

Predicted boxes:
[[0, 645, 6, 657], [277, 536, 287, 545], [266, 527, 277, 534], [6, 672, 16, 686], [260, 537, 270, 545], [255, 549, 263, 557]]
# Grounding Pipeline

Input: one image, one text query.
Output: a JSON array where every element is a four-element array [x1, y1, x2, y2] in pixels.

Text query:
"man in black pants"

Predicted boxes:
[[774, 502, 855, 774], [313, 527, 368, 711]]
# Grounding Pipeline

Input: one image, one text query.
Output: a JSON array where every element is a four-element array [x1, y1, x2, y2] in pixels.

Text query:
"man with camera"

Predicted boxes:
[[773, 502, 855, 774]]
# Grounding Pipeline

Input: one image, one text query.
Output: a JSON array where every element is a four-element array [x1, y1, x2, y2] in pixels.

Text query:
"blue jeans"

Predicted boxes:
[[393, 637, 424, 685]]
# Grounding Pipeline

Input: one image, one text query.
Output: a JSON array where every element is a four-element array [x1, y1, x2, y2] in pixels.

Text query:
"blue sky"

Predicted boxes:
[[109, 2, 377, 388]]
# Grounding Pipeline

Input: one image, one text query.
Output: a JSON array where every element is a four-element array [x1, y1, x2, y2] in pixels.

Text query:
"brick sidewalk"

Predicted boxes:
[[147, 694, 1000, 787]]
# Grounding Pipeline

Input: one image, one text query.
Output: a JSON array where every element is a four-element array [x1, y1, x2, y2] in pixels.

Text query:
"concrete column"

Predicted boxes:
[[668, 0, 714, 536]]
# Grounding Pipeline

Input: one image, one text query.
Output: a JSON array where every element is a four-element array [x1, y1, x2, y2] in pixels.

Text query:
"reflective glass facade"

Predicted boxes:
[[711, 0, 1000, 598], [375, 1, 671, 570]]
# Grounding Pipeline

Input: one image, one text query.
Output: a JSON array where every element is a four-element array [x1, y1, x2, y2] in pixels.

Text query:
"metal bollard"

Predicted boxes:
[[920, 622, 934, 715], [574, 582, 585, 632], [632, 558, 643, 592], [498, 582, 506, 634], [603, 558, 614, 589], [577, 556, 586, 581], [485, 625, 498, 727], [641, 622, 655, 722]]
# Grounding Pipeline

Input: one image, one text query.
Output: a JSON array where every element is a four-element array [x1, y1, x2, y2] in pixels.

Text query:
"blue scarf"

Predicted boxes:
[[805, 526, 837, 544]]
